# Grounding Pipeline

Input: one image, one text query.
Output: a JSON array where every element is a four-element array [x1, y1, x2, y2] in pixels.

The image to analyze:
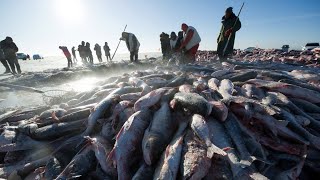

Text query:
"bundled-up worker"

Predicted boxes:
[[59, 46, 73, 68], [79, 41, 87, 64], [0, 47, 11, 74], [103, 42, 111, 62], [0, 37, 21, 74], [71, 46, 77, 63], [86, 42, 94, 64], [160, 32, 171, 60], [217, 7, 241, 61], [94, 43, 103, 63], [179, 23, 201, 63], [120, 32, 140, 62]]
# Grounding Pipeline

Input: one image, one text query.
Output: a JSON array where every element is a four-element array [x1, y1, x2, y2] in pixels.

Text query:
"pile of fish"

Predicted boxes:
[[1, 61, 320, 180], [196, 49, 320, 67]]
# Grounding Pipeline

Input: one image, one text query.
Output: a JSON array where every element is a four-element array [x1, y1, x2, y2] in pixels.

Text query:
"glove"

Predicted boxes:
[[224, 28, 233, 37]]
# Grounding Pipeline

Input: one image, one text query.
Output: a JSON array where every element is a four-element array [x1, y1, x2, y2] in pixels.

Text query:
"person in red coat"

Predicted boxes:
[[59, 46, 73, 68]]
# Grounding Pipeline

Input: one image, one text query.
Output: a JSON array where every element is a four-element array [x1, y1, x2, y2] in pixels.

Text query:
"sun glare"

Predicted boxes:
[[66, 77, 100, 92], [54, 0, 85, 24]]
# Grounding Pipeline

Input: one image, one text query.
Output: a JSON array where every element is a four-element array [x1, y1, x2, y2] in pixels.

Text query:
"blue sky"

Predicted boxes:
[[0, 0, 319, 55]]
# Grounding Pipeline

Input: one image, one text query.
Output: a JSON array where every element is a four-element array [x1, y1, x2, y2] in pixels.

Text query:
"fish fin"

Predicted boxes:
[[34, 167, 46, 173], [207, 144, 227, 158], [51, 111, 59, 122], [107, 148, 117, 168], [207, 147, 214, 158], [70, 175, 82, 179], [169, 99, 177, 109], [165, 144, 171, 159], [116, 125, 125, 140], [239, 159, 252, 168], [178, 135, 185, 144], [239, 156, 262, 168], [222, 147, 233, 152]]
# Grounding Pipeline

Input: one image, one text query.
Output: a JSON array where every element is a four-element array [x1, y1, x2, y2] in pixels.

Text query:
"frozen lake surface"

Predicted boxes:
[[0, 52, 161, 110], [0, 52, 161, 74]]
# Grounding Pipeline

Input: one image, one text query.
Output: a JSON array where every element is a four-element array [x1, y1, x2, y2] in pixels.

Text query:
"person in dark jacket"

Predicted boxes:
[[79, 41, 87, 64], [175, 31, 184, 52], [103, 42, 111, 62], [0, 37, 21, 74], [85, 42, 94, 64], [71, 46, 77, 63], [59, 46, 73, 68], [217, 7, 241, 61], [94, 43, 103, 63], [120, 32, 140, 62], [160, 32, 171, 60], [0, 48, 11, 74]]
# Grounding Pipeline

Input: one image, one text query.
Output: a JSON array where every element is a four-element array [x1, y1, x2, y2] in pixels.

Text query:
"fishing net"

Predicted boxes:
[[42, 89, 74, 106]]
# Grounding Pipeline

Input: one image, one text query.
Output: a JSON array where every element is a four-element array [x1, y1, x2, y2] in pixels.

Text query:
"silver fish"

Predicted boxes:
[[142, 102, 177, 165], [83, 94, 119, 135], [191, 114, 227, 157], [107, 110, 152, 180]]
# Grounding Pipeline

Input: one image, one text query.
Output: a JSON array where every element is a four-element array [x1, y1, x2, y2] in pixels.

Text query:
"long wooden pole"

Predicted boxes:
[[111, 24, 128, 60]]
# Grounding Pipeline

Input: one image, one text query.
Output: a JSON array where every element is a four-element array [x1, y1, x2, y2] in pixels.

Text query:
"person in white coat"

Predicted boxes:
[[120, 32, 140, 62], [179, 23, 201, 63], [170, 32, 178, 52]]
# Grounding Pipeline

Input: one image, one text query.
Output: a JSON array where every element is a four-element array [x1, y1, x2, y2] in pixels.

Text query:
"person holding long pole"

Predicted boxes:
[[217, 5, 243, 62], [120, 32, 140, 62]]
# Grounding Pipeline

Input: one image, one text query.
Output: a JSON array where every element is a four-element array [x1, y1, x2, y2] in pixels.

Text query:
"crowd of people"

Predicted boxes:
[[59, 41, 112, 68], [158, 7, 241, 64], [59, 7, 241, 67], [58, 31, 142, 67], [1, 7, 242, 73], [159, 23, 202, 64]]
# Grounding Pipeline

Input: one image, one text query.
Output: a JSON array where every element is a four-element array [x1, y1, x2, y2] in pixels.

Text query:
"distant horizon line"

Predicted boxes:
[[17, 46, 307, 56]]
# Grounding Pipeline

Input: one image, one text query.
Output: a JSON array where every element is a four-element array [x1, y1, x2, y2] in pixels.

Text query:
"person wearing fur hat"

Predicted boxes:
[[217, 7, 242, 61]]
